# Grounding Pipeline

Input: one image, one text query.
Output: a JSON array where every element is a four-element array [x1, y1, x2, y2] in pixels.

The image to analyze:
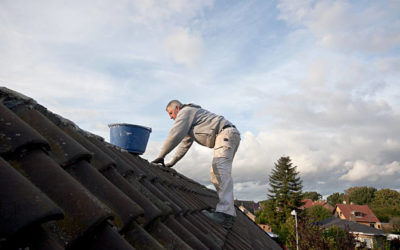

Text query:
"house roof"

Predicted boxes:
[[234, 200, 259, 213], [335, 204, 380, 223], [0, 87, 281, 249], [299, 199, 332, 211], [318, 217, 384, 236], [300, 199, 314, 209]]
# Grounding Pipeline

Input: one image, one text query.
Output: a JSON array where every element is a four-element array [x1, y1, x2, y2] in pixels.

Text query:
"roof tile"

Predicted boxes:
[[0, 157, 63, 238], [175, 214, 221, 249], [13, 106, 92, 167], [101, 166, 164, 225], [66, 160, 144, 231], [147, 220, 193, 249], [9, 148, 112, 247], [164, 216, 209, 249], [0, 103, 48, 157], [78, 222, 135, 250], [60, 124, 116, 172], [124, 222, 165, 250], [0, 87, 281, 249]]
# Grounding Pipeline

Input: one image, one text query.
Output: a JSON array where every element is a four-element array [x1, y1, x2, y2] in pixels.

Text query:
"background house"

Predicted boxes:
[[318, 217, 385, 249], [234, 200, 259, 214], [299, 199, 334, 212], [238, 205, 256, 222], [334, 204, 381, 229]]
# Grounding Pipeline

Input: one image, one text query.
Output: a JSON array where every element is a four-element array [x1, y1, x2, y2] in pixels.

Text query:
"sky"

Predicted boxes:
[[1, 0, 400, 202]]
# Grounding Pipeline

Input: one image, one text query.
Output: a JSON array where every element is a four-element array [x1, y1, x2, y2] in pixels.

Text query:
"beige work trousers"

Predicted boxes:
[[211, 127, 240, 216]]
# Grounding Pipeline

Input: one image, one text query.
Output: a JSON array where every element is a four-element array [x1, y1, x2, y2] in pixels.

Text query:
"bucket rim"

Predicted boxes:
[[108, 123, 152, 132]]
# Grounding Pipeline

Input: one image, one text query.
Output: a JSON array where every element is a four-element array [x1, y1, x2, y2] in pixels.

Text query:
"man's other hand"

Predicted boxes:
[[151, 157, 165, 166]]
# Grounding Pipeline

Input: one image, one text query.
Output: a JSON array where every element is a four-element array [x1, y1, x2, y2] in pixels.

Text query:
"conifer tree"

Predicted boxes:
[[268, 156, 303, 214], [257, 157, 303, 242], [262, 156, 303, 242]]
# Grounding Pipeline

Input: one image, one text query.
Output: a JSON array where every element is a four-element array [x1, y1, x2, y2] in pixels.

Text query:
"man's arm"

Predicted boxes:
[[157, 110, 192, 158], [166, 136, 193, 167]]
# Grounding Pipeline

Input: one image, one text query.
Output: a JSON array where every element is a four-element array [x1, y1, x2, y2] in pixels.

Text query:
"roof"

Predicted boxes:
[[299, 199, 334, 212], [0, 87, 281, 249], [299, 199, 314, 209], [335, 204, 380, 223], [234, 200, 259, 213], [318, 217, 384, 236]]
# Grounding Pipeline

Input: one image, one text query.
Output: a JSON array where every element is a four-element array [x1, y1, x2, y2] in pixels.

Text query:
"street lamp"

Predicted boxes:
[[291, 210, 299, 250]]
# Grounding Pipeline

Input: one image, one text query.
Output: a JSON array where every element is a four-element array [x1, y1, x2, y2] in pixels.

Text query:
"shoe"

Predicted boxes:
[[202, 210, 235, 229], [221, 213, 235, 229]]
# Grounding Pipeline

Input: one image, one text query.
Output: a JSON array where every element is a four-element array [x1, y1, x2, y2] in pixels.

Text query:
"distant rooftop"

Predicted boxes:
[[335, 204, 380, 223]]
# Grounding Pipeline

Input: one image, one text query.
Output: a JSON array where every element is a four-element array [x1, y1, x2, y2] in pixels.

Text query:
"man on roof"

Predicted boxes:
[[152, 100, 241, 229]]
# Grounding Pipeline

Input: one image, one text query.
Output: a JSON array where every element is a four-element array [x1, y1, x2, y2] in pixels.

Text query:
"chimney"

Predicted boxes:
[[350, 211, 355, 221]]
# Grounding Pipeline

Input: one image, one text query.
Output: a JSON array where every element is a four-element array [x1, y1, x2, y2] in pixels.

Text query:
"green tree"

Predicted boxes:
[[306, 205, 332, 222], [265, 156, 303, 242], [303, 191, 322, 201], [373, 189, 400, 207], [346, 186, 377, 205], [287, 216, 356, 250], [322, 225, 356, 249], [268, 156, 303, 212], [327, 192, 344, 206], [371, 189, 400, 222]]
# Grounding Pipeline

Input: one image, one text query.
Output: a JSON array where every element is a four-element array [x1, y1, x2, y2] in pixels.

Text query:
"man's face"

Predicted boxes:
[[166, 105, 179, 120]]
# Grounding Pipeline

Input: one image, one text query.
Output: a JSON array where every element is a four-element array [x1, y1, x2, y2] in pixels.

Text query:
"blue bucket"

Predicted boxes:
[[109, 123, 152, 154]]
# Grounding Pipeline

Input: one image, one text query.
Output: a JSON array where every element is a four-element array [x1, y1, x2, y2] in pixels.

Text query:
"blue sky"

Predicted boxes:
[[1, 0, 400, 201]]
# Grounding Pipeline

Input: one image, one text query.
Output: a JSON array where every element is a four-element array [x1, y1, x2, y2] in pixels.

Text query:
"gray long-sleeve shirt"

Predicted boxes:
[[158, 104, 232, 164]]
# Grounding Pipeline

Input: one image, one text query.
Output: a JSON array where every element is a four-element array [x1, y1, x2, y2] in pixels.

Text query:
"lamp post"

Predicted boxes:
[[291, 210, 299, 250]]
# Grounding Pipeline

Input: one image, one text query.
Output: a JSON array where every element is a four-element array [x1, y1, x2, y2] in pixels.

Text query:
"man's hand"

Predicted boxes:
[[151, 157, 165, 166]]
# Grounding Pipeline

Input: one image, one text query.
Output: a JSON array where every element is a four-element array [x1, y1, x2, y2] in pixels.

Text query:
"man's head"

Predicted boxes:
[[166, 100, 182, 120]]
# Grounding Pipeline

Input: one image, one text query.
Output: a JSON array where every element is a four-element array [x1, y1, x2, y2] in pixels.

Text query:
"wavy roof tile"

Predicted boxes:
[[0, 87, 281, 249]]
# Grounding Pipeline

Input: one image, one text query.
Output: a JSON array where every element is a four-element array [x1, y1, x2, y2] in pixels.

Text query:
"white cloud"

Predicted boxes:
[[340, 160, 400, 181], [374, 56, 400, 74], [277, 0, 400, 53], [1, 0, 400, 200], [234, 181, 269, 202], [340, 160, 375, 181], [163, 28, 204, 66]]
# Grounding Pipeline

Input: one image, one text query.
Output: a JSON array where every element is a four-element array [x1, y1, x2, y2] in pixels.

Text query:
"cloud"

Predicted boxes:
[[374, 56, 400, 75], [234, 181, 269, 202], [277, 0, 400, 53], [340, 160, 400, 181], [163, 28, 204, 66], [142, 42, 400, 200], [1, 0, 400, 201]]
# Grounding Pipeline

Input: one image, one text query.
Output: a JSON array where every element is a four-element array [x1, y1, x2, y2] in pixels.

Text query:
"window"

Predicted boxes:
[[354, 212, 364, 217]]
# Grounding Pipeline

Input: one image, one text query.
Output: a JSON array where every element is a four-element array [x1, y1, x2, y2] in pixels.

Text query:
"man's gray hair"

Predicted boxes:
[[166, 100, 182, 111]]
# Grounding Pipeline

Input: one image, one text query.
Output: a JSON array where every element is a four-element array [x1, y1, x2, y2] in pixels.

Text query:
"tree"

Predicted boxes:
[[370, 189, 400, 222], [306, 205, 332, 222], [322, 225, 356, 249], [287, 216, 356, 250], [264, 156, 303, 242], [268, 156, 303, 213], [373, 189, 400, 207], [303, 191, 322, 201], [327, 192, 344, 206], [346, 186, 377, 205]]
